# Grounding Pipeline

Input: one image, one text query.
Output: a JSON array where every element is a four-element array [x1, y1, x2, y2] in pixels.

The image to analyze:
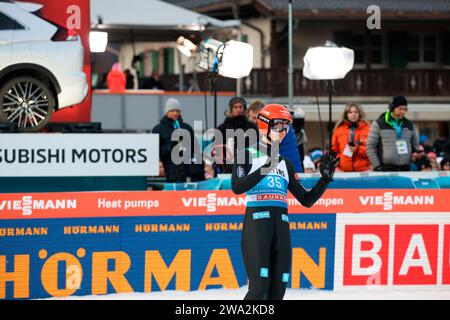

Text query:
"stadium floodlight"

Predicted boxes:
[[218, 40, 253, 79], [303, 41, 354, 80], [197, 37, 254, 128], [303, 41, 354, 148], [198, 38, 253, 79], [177, 36, 197, 57], [198, 37, 224, 72], [89, 31, 108, 53]]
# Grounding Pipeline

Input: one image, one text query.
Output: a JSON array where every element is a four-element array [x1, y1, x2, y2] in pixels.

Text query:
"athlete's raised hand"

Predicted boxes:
[[319, 150, 339, 183]]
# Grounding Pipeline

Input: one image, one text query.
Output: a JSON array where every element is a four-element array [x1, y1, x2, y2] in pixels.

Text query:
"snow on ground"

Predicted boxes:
[[48, 286, 450, 300]]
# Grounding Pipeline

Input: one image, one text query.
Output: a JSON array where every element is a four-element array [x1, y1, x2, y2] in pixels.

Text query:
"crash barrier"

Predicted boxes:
[[1, 187, 450, 299]]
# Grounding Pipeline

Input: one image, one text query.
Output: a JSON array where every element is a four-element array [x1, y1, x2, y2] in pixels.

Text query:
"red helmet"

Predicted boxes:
[[257, 104, 292, 136]]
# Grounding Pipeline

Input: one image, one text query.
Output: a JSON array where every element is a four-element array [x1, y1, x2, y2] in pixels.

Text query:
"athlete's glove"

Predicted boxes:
[[319, 150, 339, 183]]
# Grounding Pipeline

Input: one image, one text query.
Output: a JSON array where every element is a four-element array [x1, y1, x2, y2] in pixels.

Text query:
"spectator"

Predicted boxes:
[[291, 106, 307, 163], [412, 145, 432, 171], [367, 96, 420, 172], [443, 139, 450, 158], [428, 152, 440, 171], [246, 99, 265, 124], [246, 101, 303, 173], [433, 135, 448, 157], [106, 63, 126, 93], [215, 97, 257, 173], [420, 162, 433, 172], [332, 103, 371, 172], [440, 157, 450, 171], [279, 120, 304, 173], [419, 135, 433, 154], [98, 72, 108, 89], [303, 155, 316, 173], [152, 98, 204, 182], [310, 149, 324, 170], [159, 161, 165, 177], [204, 163, 215, 180], [124, 69, 135, 89], [141, 70, 165, 90]]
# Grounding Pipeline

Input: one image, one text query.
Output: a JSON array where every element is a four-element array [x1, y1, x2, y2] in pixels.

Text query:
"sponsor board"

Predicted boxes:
[[334, 213, 450, 289], [0, 214, 335, 299], [2, 189, 450, 299], [0, 134, 159, 177], [1, 189, 449, 219]]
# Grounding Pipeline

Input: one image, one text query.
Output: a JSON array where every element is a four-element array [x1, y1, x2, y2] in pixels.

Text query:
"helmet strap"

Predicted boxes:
[[266, 120, 273, 143], [266, 133, 272, 143]]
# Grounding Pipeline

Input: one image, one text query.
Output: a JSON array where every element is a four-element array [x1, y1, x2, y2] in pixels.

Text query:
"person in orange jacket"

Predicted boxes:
[[332, 103, 371, 172], [106, 63, 126, 93]]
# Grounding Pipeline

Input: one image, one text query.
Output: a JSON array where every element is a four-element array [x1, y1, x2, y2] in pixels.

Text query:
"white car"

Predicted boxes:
[[0, 0, 88, 131]]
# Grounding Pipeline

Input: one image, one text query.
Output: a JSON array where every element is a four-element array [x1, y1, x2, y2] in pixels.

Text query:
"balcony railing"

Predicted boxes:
[[160, 69, 450, 97]]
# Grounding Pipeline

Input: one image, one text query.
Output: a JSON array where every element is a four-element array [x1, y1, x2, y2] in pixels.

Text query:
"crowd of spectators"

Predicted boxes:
[[151, 94, 450, 182]]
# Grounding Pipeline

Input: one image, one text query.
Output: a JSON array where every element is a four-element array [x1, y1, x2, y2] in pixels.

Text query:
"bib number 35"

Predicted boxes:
[[267, 176, 282, 188]]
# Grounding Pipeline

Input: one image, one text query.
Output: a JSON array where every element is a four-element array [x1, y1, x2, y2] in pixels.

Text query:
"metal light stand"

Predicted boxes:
[[326, 79, 335, 150]]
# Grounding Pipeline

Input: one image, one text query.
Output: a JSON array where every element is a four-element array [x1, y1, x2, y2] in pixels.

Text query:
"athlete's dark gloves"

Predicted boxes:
[[319, 150, 339, 183]]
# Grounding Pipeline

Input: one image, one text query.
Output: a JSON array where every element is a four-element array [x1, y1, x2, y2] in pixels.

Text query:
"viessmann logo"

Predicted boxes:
[[359, 192, 434, 211], [181, 193, 246, 212], [0, 196, 77, 216]]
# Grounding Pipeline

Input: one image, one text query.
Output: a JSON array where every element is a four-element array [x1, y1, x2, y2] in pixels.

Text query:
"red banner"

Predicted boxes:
[[27, 0, 91, 122], [1, 189, 449, 220]]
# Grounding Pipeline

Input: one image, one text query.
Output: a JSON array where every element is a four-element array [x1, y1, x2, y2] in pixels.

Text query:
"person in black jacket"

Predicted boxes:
[[152, 98, 204, 182], [141, 70, 165, 90], [232, 104, 338, 300], [215, 97, 258, 174]]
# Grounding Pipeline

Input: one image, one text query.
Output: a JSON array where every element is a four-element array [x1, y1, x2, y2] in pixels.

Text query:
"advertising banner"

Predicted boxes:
[[1, 189, 449, 219], [334, 213, 450, 289], [0, 213, 336, 299], [2, 189, 450, 299], [0, 134, 159, 177]]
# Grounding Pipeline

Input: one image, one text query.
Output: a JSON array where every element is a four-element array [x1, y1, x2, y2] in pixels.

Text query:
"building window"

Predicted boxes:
[[424, 35, 437, 63], [353, 34, 365, 64], [353, 33, 384, 66], [334, 31, 384, 67], [407, 34, 438, 65], [371, 34, 383, 64]]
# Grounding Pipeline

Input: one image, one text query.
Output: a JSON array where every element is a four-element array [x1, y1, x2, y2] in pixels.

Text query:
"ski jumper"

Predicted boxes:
[[232, 144, 330, 300]]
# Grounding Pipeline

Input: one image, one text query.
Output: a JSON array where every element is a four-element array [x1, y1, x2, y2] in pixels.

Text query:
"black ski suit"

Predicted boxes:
[[231, 144, 330, 300]]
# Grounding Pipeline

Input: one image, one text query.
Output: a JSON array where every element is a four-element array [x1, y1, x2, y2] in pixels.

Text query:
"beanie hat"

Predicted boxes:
[[310, 150, 324, 163], [419, 134, 429, 145], [303, 156, 316, 171], [389, 96, 408, 111], [164, 98, 181, 114], [229, 96, 247, 111]]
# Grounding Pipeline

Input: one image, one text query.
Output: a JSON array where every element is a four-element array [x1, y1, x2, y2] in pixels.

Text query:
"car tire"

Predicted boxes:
[[0, 76, 55, 132]]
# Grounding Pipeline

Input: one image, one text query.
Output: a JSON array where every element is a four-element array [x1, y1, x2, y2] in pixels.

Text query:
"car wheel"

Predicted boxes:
[[0, 76, 55, 132]]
